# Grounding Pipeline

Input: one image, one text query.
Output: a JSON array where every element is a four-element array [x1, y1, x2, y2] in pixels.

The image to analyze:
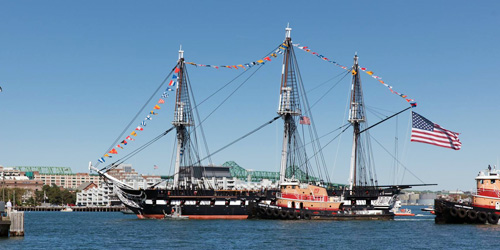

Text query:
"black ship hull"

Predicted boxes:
[[120, 187, 277, 219], [434, 199, 500, 224]]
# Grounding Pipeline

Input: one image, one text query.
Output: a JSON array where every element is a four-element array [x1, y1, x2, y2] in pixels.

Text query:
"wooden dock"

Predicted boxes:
[[0, 216, 11, 237], [0, 211, 24, 237], [15, 206, 123, 212]]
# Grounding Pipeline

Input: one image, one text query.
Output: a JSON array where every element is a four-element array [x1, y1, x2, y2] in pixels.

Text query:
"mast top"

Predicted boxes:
[[178, 45, 184, 60], [353, 53, 358, 65], [285, 23, 292, 38]]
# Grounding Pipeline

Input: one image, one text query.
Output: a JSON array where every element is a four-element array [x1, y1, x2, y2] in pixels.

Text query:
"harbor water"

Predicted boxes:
[[1, 206, 499, 249]]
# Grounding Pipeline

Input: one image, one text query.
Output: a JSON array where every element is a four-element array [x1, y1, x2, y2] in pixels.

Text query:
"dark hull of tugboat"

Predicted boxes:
[[122, 188, 277, 220], [255, 204, 394, 220], [434, 199, 500, 224]]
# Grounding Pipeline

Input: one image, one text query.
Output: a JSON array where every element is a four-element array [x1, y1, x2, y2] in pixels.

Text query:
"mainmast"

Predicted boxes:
[[278, 24, 301, 184], [348, 54, 366, 190], [173, 46, 194, 188]]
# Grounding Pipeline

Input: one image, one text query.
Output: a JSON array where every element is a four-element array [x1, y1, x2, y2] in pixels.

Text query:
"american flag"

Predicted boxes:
[[411, 112, 461, 150], [154, 165, 158, 169], [299, 116, 311, 125]]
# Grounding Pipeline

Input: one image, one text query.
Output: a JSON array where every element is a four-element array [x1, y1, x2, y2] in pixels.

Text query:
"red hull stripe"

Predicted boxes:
[[277, 204, 339, 211], [477, 189, 500, 198], [281, 194, 328, 201], [187, 215, 248, 220], [137, 214, 248, 220]]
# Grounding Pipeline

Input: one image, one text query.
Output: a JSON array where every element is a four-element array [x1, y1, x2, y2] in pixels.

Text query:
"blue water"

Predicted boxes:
[[1, 206, 500, 249]]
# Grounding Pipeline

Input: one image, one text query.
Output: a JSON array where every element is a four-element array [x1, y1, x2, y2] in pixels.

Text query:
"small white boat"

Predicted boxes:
[[421, 206, 434, 212], [391, 201, 415, 216], [61, 207, 73, 212], [163, 205, 188, 220], [121, 208, 135, 215]]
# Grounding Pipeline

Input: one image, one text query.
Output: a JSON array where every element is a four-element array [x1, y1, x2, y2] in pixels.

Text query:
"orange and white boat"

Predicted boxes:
[[394, 208, 415, 216], [392, 200, 415, 216], [256, 179, 394, 220]]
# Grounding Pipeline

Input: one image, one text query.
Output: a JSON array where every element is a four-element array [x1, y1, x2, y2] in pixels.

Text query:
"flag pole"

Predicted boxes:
[[358, 106, 413, 135]]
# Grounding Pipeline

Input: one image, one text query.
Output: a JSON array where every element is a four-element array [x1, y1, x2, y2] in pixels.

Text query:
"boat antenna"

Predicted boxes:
[[285, 23, 292, 38], [178, 45, 184, 60]]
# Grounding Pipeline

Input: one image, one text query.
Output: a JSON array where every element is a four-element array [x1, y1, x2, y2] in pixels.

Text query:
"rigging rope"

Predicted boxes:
[[153, 115, 282, 189], [292, 48, 331, 183], [185, 69, 212, 165], [193, 45, 281, 108], [195, 64, 264, 132], [307, 69, 351, 113], [369, 134, 426, 184], [100, 126, 175, 172], [302, 124, 352, 171], [307, 70, 351, 94], [194, 116, 281, 166], [95, 64, 177, 168]]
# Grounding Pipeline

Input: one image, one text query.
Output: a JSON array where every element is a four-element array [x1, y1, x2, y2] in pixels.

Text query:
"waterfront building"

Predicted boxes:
[[76, 182, 120, 207], [13, 166, 103, 190], [76, 164, 163, 206], [0, 166, 43, 191]]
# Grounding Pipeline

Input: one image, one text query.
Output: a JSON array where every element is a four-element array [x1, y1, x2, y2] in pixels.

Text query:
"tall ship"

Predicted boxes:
[[91, 25, 426, 220], [90, 46, 275, 219], [434, 166, 500, 224]]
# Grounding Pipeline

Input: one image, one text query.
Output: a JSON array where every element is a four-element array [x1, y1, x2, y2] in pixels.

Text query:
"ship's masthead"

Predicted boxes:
[[178, 45, 184, 60], [285, 23, 292, 38]]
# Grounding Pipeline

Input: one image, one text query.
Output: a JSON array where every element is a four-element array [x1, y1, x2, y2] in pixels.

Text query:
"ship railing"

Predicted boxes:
[[280, 193, 328, 201], [494, 185, 500, 198], [476, 187, 500, 198]]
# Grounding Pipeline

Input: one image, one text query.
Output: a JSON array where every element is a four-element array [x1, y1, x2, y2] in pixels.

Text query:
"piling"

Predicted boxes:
[[9, 211, 24, 236]]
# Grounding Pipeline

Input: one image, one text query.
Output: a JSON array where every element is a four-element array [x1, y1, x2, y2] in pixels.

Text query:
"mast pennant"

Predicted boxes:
[[184, 43, 284, 70], [293, 44, 417, 107], [95, 63, 178, 165]]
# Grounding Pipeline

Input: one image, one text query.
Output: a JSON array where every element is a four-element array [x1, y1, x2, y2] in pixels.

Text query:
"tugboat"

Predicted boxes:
[[257, 179, 396, 220], [434, 165, 500, 224]]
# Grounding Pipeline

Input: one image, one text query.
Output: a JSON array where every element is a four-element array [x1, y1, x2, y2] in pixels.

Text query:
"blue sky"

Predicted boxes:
[[1, 1, 499, 191]]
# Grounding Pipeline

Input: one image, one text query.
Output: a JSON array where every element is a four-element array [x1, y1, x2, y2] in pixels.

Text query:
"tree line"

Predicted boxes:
[[1, 185, 76, 206]]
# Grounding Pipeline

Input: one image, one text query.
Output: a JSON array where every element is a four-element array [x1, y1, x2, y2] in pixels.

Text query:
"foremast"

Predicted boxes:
[[278, 25, 302, 184], [348, 54, 366, 190], [173, 46, 195, 188]]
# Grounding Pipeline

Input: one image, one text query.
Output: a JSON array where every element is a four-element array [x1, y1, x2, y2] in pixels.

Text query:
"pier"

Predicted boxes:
[[1, 201, 25, 237], [9, 211, 24, 236], [14, 206, 123, 212]]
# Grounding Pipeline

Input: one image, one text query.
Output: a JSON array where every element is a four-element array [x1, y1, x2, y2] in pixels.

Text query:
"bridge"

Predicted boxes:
[[223, 161, 346, 187], [12, 166, 73, 175]]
